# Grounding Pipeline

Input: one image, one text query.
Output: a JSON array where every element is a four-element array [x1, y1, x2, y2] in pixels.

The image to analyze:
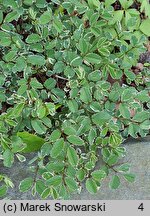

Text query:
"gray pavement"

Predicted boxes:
[[0, 136, 150, 200]]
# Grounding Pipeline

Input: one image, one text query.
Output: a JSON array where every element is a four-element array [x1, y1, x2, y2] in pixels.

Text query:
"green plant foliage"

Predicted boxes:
[[0, 0, 150, 199]]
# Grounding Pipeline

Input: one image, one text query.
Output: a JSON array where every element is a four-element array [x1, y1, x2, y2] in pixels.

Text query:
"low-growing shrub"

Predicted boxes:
[[0, 0, 150, 199]]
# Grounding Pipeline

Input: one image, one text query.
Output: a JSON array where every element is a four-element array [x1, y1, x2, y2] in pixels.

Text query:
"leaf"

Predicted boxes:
[[50, 138, 64, 158], [26, 34, 41, 43], [0, 31, 11, 46], [44, 78, 56, 90], [4, 51, 16, 62], [128, 123, 139, 138], [17, 131, 45, 153], [107, 154, 119, 166], [46, 176, 62, 187], [46, 103, 56, 116], [78, 38, 88, 54], [91, 170, 106, 181], [39, 10, 52, 24], [133, 111, 149, 123], [31, 119, 47, 134], [67, 99, 78, 113], [67, 146, 79, 167], [118, 163, 131, 172], [92, 111, 111, 126], [49, 129, 61, 141], [124, 70, 136, 80], [119, 103, 130, 119], [0, 10, 3, 24], [80, 87, 92, 104], [86, 178, 97, 194], [53, 61, 65, 73], [88, 70, 101, 81], [3, 0, 18, 9], [105, 0, 116, 6], [77, 117, 91, 136], [67, 135, 84, 146], [35, 180, 46, 195], [109, 175, 120, 189], [53, 18, 63, 33], [16, 153, 26, 162], [11, 103, 24, 117], [42, 117, 52, 128], [46, 162, 64, 172], [84, 53, 101, 64], [0, 185, 7, 197], [63, 127, 76, 136], [11, 136, 27, 153], [4, 11, 19, 22], [109, 133, 122, 147], [37, 104, 46, 119], [27, 55, 45, 66], [98, 47, 110, 57], [41, 188, 51, 199], [121, 88, 134, 101], [3, 149, 14, 168], [140, 19, 150, 36], [76, 169, 86, 181], [19, 177, 33, 192], [123, 173, 136, 183], [87, 0, 99, 8], [65, 177, 78, 191]]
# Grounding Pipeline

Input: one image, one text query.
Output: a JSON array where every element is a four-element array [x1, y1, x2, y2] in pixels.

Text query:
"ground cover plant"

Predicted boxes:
[[0, 0, 150, 199]]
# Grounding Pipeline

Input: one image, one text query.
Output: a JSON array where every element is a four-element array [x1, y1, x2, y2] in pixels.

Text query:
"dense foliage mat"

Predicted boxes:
[[0, 0, 150, 199]]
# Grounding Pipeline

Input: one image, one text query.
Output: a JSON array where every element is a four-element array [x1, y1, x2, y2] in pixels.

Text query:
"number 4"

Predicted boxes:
[[138, 203, 144, 211]]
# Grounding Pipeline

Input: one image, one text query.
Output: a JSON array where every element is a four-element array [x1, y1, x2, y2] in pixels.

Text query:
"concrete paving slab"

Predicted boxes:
[[0, 136, 150, 200]]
